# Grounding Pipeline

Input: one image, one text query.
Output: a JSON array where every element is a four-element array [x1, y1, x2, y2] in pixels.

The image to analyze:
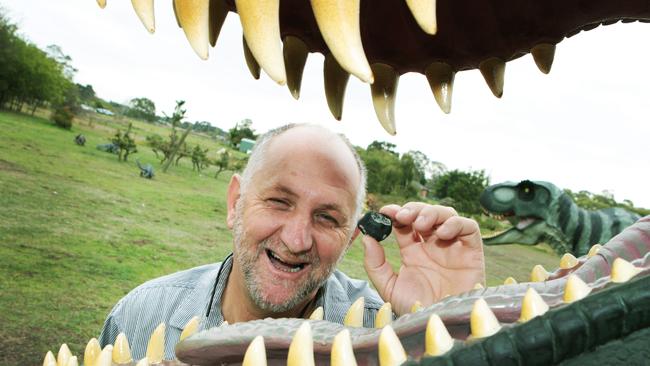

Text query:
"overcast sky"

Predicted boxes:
[[4, 1, 650, 208]]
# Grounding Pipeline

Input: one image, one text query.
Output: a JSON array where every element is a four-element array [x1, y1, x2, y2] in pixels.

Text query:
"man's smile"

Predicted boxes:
[[265, 249, 310, 274]]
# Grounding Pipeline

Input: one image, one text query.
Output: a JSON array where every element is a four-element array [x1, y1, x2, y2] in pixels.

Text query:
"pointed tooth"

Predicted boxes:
[[283, 36, 309, 100], [378, 325, 407, 366], [221, 320, 229, 326], [236, 0, 286, 84], [174, 0, 210, 60], [43, 351, 57, 366], [84, 339, 101, 366], [405, 0, 437, 35], [611, 257, 642, 283], [243, 36, 261, 80], [180, 316, 200, 341], [208, 0, 229, 47], [370, 63, 399, 135], [331, 329, 358, 366], [470, 298, 501, 338], [425, 62, 455, 114], [131, 0, 155, 33], [172, 1, 182, 27], [102, 345, 113, 352], [135, 358, 150, 366], [96, 0, 107, 9], [478, 57, 505, 98], [375, 302, 393, 328], [146, 323, 165, 363], [531, 43, 555, 74], [95, 348, 112, 366], [473, 282, 484, 290], [588, 244, 602, 258], [344, 297, 365, 327], [530, 264, 549, 282], [503, 277, 517, 285], [518, 287, 549, 322], [310, 0, 373, 83], [424, 314, 453, 356], [324, 54, 350, 120], [563, 274, 592, 303], [242, 335, 267, 366], [560, 253, 579, 269], [112, 333, 133, 364], [287, 322, 314, 366], [66, 356, 78, 366], [410, 300, 423, 313], [309, 306, 324, 320], [57, 344, 72, 366]]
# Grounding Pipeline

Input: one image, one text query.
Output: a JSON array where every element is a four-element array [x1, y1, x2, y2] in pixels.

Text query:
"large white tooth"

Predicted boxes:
[[611, 257, 642, 283], [310, 0, 373, 83], [518, 287, 549, 322], [84, 338, 101, 366], [560, 253, 578, 269], [531, 43, 555, 74], [378, 325, 407, 366], [131, 0, 155, 33], [242, 36, 261, 80], [424, 314, 453, 356], [587, 244, 602, 258], [57, 344, 72, 366], [470, 298, 501, 338], [287, 322, 314, 366], [236, 0, 286, 85], [174, 0, 210, 60], [425, 62, 455, 114], [563, 274, 592, 303], [209, 0, 229, 47], [96, 0, 107, 9], [370, 63, 399, 135], [242, 335, 267, 366], [43, 351, 56, 366], [309, 306, 324, 320], [405, 0, 437, 35], [283, 36, 310, 99], [344, 297, 365, 327], [180, 316, 200, 341], [530, 264, 549, 282], [112, 333, 133, 364], [65, 356, 78, 366], [331, 329, 357, 366], [478, 57, 505, 98], [135, 358, 150, 366], [324, 54, 350, 120], [375, 302, 393, 328], [146, 323, 165, 363]]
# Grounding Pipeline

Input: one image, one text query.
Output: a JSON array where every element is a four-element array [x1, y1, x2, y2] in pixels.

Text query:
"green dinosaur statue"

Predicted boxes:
[[480, 180, 640, 256]]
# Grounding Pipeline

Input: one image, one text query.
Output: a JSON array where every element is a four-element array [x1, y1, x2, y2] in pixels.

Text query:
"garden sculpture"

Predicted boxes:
[[136, 160, 154, 179], [74, 134, 86, 146], [480, 180, 641, 256]]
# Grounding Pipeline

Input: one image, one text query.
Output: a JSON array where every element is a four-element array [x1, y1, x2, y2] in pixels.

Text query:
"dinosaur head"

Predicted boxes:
[[480, 180, 565, 246]]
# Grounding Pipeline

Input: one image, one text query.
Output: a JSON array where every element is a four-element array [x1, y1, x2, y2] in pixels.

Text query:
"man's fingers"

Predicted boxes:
[[362, 235, 397, 301], [436, 217, 481, 245]]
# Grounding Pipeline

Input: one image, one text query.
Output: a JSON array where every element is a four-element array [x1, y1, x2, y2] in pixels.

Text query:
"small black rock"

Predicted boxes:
[[357, 211, 393, 242]]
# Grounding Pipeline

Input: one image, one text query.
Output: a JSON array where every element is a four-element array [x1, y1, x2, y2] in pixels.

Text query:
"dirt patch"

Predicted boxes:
[[0, 159, 26, 173], [131, 239, 152, 246]]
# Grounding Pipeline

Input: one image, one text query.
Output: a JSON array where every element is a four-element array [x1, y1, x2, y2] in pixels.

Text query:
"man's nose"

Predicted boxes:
[[280, 214, 314, 253]]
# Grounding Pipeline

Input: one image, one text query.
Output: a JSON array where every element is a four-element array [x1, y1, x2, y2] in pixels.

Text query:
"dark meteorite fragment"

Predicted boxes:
[[357, 211, 393, 242]]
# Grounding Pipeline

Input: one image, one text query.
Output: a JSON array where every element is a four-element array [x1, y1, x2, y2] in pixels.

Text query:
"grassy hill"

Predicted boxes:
[[0, 110, 560, 365]]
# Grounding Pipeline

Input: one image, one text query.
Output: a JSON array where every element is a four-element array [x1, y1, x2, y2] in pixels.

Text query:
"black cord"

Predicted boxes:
[[205, 253, 233, 317]]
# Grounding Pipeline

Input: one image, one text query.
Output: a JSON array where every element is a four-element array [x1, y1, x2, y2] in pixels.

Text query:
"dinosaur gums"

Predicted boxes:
[[50, 1, 650, 365], [480, 180, 641, 256]]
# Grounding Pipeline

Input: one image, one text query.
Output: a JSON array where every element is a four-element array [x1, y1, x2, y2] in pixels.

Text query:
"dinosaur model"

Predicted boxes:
[[74, 134, 86, 146], [62, 0, 650, 365], [96, 143, 119, 154], [44, 216, 650, 365], [480, 180, 641, 256], [136, 160, 155, 179]]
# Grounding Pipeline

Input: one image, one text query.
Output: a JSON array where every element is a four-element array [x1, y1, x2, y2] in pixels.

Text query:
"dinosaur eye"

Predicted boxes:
[[518, 181, 535, 201]]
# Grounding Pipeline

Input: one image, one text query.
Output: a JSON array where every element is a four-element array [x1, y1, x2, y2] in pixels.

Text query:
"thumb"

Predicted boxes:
[[362, 235, 396, 301]]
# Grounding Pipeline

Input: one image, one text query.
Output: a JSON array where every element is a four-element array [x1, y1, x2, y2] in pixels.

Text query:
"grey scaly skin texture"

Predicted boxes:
[[136, 160, 154, 179], [479, 180, 641, 256]]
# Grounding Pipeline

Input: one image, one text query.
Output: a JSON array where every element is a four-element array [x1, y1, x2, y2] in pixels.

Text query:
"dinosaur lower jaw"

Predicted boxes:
[[97, 0, 650, 134]]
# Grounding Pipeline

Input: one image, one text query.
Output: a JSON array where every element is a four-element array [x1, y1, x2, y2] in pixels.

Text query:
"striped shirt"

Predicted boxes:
[[98, 254, 384, 360]]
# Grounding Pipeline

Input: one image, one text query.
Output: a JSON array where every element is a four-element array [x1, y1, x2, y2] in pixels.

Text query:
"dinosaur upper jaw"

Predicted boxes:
[[98, 0, 650, 134]]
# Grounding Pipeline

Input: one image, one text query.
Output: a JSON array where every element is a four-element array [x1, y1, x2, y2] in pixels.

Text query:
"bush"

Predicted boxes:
[[51, 106, 74, 129]]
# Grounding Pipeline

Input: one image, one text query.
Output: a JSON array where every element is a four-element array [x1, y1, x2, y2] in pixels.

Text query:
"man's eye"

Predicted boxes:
[[316, 213, 339, 226], [268, 198, 289, 207]]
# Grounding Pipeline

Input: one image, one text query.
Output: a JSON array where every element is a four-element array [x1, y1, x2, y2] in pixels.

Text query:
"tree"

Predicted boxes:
[[127, 97, 156, 122], [367, 140, 398, 155], [191, 145, 209, 172], [431, 169, 489, 214], [111, 123, 138, 161], [161, 100, 193, 172], [228, 118, 257, 148]]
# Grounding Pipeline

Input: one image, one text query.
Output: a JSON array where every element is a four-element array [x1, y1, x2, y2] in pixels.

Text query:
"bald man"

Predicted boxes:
[[99, 124, 485, 359]]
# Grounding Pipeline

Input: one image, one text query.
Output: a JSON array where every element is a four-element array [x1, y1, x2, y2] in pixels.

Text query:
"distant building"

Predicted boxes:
[[239, 138, 256, 154], [96, 108, 114, 116]]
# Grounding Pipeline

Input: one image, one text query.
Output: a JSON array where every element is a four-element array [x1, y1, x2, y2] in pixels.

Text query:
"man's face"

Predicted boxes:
[[229, 128, 360, 313]]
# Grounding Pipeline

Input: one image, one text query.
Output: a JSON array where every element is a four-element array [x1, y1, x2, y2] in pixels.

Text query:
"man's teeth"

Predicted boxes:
[[268, 251, 305, 273]]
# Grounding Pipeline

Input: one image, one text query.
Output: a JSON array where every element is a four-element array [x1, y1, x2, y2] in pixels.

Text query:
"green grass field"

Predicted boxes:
[[0, 110, 560, 365]]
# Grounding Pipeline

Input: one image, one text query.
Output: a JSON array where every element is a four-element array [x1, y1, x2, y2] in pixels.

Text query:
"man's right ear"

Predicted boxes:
[[226, 174, 241, 229]]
